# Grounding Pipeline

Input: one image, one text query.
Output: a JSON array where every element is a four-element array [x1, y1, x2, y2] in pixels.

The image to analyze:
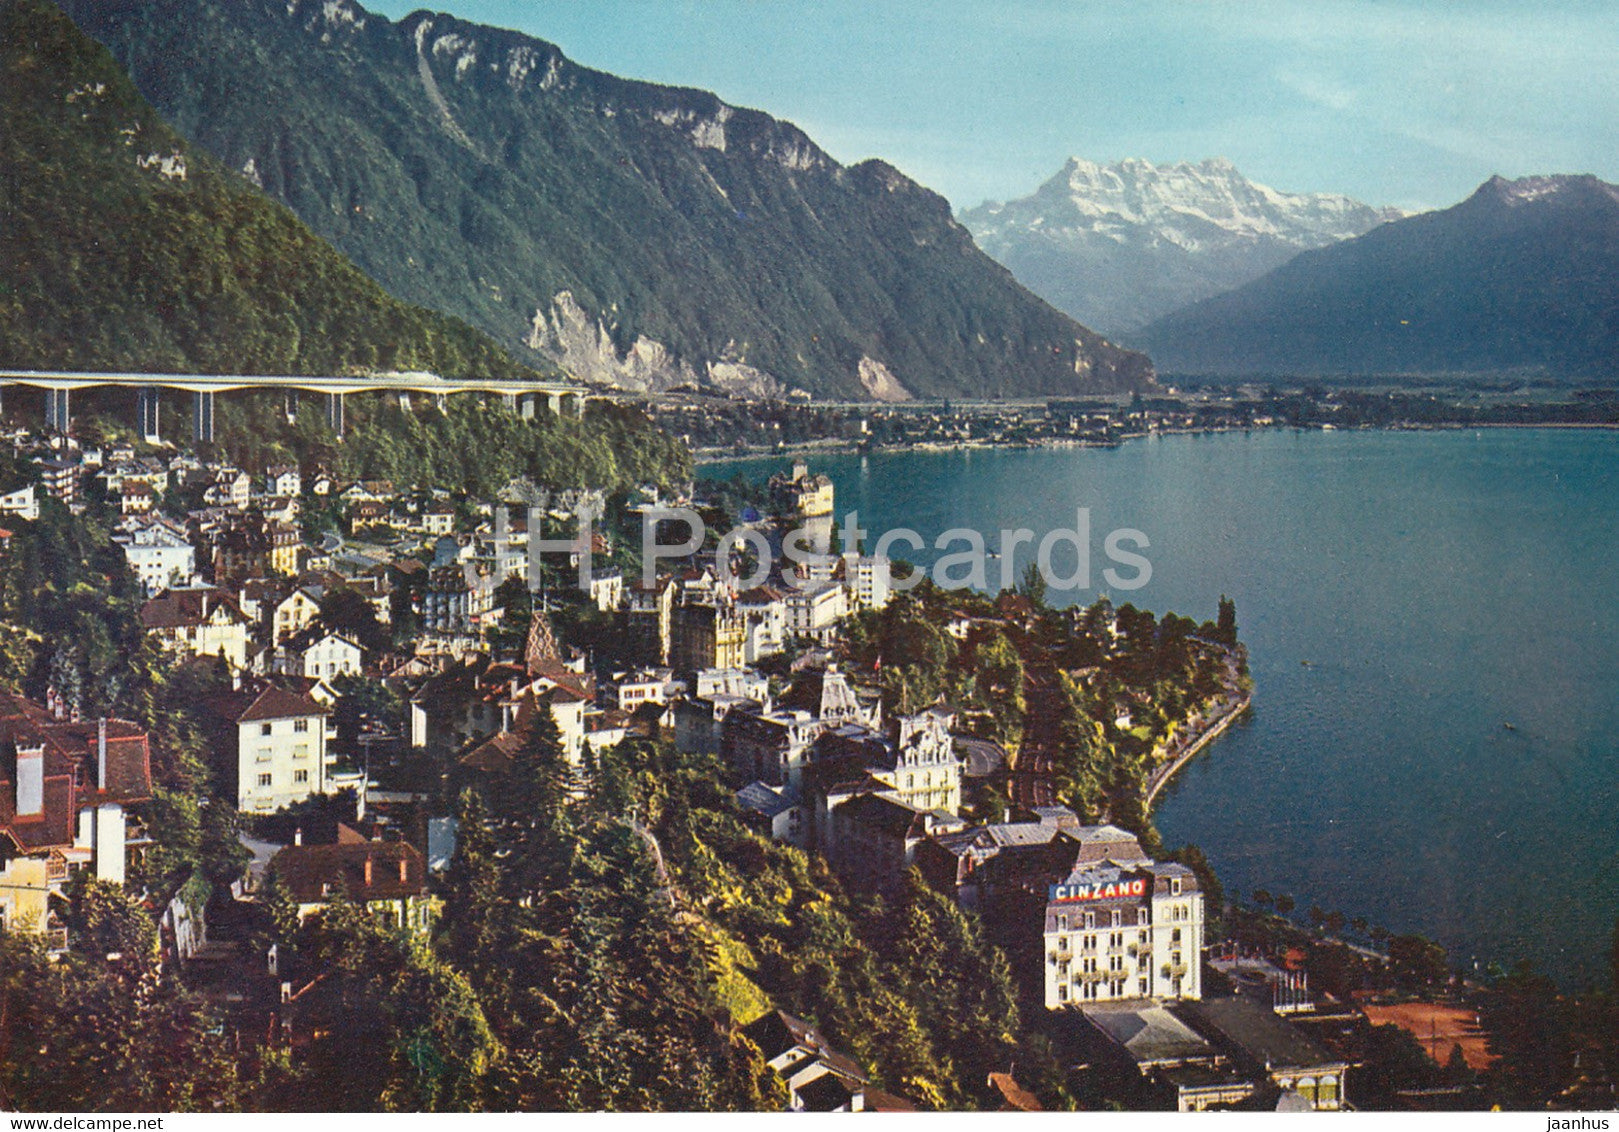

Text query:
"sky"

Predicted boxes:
[[360, 0, 1619, 213]]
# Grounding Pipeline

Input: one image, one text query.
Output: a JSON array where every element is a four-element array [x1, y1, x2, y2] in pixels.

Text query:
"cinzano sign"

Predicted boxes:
[[1049, 877, 1147, 903]]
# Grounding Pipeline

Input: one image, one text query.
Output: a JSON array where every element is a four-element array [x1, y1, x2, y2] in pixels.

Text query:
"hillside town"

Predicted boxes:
[[2, 415, 1550, 1113]]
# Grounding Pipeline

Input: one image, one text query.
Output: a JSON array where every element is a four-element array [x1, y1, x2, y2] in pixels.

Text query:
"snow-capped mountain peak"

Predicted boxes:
[[960, 156, 1404, 334]]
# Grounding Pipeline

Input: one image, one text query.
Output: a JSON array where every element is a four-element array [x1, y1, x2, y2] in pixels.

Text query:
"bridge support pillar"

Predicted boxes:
[[284, 390, 299, 423], [546, 392, 562, 417], [138, 386, 161, 444], [433, 393, 448, 414], [519, 393, 537, 420], [325, 392, 345, 438], [45, 388, 71, 434], [192, 391, 215, 445], [500, 392, 518, 414], [395, 391, 412, 412]]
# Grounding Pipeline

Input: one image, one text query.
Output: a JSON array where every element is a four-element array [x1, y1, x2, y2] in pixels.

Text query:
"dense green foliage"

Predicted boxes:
[[0, 882, 241, 1111], [57, 0, 1154, 400], [192, 392, 691, 500], [409, 722, 1035, 1110], [843, 583, 1241, 835], [1, 0, 547, 380]]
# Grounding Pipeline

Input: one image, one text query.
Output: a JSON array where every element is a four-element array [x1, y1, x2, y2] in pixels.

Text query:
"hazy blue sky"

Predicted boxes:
[[361, 1, 1618, 212]]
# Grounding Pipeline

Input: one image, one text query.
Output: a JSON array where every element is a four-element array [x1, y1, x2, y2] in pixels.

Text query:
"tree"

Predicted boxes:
[[1275, 894, 1296, 916], [318, 587, 388, 652], [1388, 934, 1450, 989], [1215, 595, 1238, 646], [1016, 561, 1047, 608], [0, 890, 240, 1111]]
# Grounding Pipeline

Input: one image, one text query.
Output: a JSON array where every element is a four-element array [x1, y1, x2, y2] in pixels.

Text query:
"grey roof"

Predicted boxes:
[[1063, 823, 1152, 865], [1082, 1003, 1217, 1068], [986, 821, 1064, 848], [735, 781, 798, 819], [1174, 997, 1345, 1073]]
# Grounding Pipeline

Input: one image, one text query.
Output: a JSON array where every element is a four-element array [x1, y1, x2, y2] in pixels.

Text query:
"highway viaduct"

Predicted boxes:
[[0, 370, 591, 444]]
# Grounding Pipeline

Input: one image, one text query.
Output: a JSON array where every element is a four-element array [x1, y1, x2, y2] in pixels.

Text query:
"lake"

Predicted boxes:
[[719, 428, 1619, 985]]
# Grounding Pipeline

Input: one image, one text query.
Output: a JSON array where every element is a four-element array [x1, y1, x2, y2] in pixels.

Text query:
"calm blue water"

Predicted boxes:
[[721, 430, 1619, 985]]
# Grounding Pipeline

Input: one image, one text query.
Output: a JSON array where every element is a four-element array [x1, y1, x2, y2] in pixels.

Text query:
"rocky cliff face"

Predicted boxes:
[[59, 0, 1154, 400], [962, 156, 1403, 335]]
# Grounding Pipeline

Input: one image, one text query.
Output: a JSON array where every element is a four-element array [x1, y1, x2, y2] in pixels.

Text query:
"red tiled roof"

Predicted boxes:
[[271, 839, 427, 905], [139, 587, 245, 630], [0, 691, 152, 853], [210, 680, 331, 724]]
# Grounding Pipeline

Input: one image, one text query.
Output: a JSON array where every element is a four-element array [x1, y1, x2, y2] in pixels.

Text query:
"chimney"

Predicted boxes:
[[97, 717, 108, 791], [398, 858, 408, 884], [16, 744, 44, 816], [293, 826, 303, 846], [363, 856, 373, 887]]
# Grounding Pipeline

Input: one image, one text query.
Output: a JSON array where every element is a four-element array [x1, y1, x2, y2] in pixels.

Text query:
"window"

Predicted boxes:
[[293, 769, 309, 784], [1058, 984, 1069, 1002], [260, 722, 273, 736], [1111, 909, 1122, 927], [1058, 915, 1068, 932], [258, 773, 272, 787], [1084, 911, 1095, 929], [1139, 977, 1149, 996], [1138, 908, 1150, 926], [293, 745, 309, 760], [1171, 878, 1183, 896], [1172, 928, 1183, 945]]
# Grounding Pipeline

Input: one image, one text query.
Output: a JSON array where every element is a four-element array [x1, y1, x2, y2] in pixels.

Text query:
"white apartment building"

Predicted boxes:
[[114, 517, 196, 596], [784, 580, 847, 643], [138, 586, 250, 672], [843, 554, 892, 612], [1044, 841, 1204, 1010], [220, 682, 331, 813], [281, 631, 363, 681], [0, 483, 39, 522]]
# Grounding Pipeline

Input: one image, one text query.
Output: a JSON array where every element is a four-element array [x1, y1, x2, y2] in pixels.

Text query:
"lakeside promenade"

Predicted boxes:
[[1145, 689, 1252, 807]]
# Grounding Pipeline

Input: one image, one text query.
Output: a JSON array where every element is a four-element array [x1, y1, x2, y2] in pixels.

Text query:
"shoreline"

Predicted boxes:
[[692, 420, 1619, 467], [1144, 691, 1252, 809]]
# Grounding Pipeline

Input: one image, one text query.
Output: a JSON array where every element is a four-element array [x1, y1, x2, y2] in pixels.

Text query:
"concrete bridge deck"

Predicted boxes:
[[0, 369, 589, 442]]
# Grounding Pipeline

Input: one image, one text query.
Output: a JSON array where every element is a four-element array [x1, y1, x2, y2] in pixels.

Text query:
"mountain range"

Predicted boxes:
[[960, 157, 1403, 337], [54, 0, 1153, 401], [1135, 173, 1619, 379], [1, 0, 538, 382]]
